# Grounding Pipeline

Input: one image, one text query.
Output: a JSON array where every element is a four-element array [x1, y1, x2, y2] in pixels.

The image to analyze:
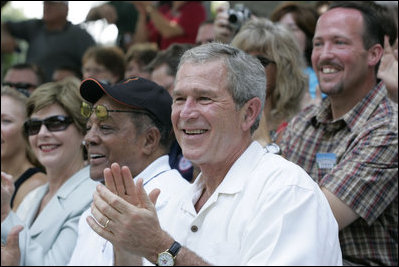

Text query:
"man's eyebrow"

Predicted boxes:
[[174, 87, 218, 95]]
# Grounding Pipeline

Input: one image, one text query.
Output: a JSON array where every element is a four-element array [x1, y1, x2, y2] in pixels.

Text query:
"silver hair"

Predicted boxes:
[[177, 42, 266, 134]]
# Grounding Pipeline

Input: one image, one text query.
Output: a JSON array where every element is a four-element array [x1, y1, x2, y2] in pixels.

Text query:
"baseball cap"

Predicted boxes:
[[80, 77, 172, 131]]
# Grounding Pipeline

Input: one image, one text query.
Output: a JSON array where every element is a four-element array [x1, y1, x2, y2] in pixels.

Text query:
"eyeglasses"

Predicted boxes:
[[255, 55, 275, 67], [2, 82, 37, 90], [81, 102, 150, 121], [24, 115, 73, 136]]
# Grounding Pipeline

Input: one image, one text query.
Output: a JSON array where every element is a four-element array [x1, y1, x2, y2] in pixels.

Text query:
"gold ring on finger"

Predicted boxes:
[[104, 218, 110, 229]]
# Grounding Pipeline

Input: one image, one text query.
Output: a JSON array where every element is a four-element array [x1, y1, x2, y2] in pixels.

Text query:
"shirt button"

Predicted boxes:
[[191, 225, 198, 232]]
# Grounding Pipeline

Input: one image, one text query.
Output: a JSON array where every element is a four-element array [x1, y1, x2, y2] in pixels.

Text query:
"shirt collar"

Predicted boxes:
[[184, 142, 264, 215], [57, 165, 90, 199], [191, 141, 264, 196], [313, 82, 386, 132], [134, 155, 171, 184]]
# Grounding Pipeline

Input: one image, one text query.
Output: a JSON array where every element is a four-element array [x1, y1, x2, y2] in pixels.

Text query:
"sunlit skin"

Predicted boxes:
[[84, 96, 149, 181], [28, 104, 84, 180], [172, 60, 260, 190], [311, 8, 383, 119], [1, 96, 27, 162]]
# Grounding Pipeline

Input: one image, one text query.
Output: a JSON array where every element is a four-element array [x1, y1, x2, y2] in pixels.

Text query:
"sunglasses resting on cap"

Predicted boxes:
[[79, 77, 172, 132], [80, 102, 151, 121], [24, 115, 73, 136]]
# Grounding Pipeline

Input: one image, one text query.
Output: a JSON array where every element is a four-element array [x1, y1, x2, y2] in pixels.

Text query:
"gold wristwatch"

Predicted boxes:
[[156, 241, 181, 266]]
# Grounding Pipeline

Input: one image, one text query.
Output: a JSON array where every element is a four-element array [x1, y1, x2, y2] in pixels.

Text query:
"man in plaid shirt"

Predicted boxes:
[[279, 2, 398, 266]]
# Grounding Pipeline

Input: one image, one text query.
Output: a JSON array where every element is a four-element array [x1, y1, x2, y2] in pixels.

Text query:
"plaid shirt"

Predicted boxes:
[[280, 82, 398, 266]]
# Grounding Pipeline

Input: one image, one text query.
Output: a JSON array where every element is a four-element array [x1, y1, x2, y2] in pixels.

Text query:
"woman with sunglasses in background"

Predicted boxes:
[[1, 77, 98, 266], [231, 18, 307, 151], [1, 87, 47, 213]]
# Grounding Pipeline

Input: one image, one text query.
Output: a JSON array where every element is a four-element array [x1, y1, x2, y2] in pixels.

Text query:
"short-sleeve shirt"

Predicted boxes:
[[280, 82, 398, 266], [5, 19, 95, 82], [147, 2, 206, 50], [68, 155, 190, 266], [153, 142, 342, 265]]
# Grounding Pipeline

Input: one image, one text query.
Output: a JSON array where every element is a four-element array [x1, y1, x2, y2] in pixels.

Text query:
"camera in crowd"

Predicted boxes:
[[227, 3, 252, 33]]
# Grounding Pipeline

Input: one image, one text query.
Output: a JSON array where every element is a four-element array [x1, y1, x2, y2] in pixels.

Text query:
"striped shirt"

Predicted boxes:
[[280, 82, 398, 266]]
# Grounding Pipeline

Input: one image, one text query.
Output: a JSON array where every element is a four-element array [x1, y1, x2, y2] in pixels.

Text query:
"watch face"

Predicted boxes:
[[157, 251, 174, 266]]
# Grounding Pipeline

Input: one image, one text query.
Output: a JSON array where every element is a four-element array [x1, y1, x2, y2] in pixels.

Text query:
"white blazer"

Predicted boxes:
[[1, 166, 99, 266]]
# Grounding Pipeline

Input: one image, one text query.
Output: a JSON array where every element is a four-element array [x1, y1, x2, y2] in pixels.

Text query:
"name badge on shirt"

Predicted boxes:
[[316, 153, 337, 169]]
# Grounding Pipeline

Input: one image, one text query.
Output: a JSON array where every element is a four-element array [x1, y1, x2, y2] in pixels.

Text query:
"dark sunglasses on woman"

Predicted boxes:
[[23, 115, 73, 136]]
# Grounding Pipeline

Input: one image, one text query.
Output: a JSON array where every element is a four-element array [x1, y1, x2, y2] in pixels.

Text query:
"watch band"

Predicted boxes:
[[168, 241, 181, 257]]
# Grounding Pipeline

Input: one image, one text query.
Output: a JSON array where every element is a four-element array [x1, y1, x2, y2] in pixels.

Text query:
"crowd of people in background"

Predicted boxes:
[[1, 1, 397, 266]]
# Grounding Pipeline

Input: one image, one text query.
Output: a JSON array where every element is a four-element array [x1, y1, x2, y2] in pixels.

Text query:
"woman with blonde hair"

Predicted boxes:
[[1, 87, 47, 212], [231, 18, 307, 146], [1, 77, 98, 265]]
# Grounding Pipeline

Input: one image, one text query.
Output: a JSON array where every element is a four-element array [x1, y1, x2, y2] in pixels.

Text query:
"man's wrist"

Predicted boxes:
[[149, 235, 176, 265], [148, 238, 167, 264]]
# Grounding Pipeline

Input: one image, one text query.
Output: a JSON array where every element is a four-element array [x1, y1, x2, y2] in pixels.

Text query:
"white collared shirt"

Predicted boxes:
[[155, 142, 342, 265], [68, 155, 189, 266]]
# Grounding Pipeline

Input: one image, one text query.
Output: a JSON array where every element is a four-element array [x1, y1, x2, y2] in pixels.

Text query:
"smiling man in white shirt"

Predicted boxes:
[[86, 43, 342, 266]]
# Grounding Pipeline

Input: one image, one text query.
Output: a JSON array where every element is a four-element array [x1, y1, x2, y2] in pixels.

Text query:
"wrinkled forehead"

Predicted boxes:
[[175, 61, 228, 90]]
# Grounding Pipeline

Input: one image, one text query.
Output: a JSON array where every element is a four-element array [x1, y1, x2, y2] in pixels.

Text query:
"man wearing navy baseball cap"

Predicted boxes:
[[68, 77, 189, 265], [79, 76, 173, 135]]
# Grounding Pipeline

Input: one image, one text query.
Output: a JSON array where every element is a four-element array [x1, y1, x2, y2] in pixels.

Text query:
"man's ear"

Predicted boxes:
[[142, 127, 161, 155], [368, 43, 384, 67], [241, 97, 262, 132]]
